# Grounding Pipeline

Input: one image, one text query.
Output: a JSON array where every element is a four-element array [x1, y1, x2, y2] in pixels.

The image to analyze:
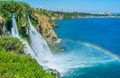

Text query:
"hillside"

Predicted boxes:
[[0, 1, 59, 78], [0, 36, 56, 78], [0, 0, 60, 43]]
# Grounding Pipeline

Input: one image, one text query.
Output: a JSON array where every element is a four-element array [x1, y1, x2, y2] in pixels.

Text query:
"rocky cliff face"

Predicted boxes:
[[0, 16, 4, 35], [32, 13, 61, 43], [20, 13, 29, 36]]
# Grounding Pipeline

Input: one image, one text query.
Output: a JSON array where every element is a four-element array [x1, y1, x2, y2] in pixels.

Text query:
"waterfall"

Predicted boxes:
[[11, 13, 20, 38], [11, 13, 115, 74], [11, 13, 54, 70], [11, 13, 36, 58], [28, 17, 53, 64]]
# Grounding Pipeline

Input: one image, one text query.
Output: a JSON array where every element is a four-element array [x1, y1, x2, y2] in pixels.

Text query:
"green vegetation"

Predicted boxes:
[[0, 0, 31, 38], [47, 11, 120, 20], [1, 1, 119, 78], [0, 48, 55, 78], [0, 1, 58, 77], [0, 36, 24, 54], [50, 11, 115, 19], [0, 0, 63, 50], [50, 11, 91, 19], [0, 0, 56, 38], [0, 36, 55, 78]]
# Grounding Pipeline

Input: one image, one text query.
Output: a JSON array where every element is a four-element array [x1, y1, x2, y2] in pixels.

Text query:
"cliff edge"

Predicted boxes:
[[31, 13, 61, 44]]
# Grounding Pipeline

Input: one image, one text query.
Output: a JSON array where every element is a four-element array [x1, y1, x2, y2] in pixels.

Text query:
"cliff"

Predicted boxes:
[[0, 1, 60, 77], [0, 1, 61, 43], [31, 13, 61, 43]]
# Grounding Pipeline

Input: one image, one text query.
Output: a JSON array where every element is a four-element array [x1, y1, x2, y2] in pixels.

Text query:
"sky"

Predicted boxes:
[[17, 0, 120, 13]]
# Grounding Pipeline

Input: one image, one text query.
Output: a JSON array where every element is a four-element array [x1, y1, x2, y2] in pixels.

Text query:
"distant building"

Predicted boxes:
[[58, 7, 64, 12], [104, 11, 111, 15]]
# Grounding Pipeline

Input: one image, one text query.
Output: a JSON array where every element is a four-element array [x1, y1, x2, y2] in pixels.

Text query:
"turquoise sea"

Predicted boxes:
[[54, 18, 120, 78]]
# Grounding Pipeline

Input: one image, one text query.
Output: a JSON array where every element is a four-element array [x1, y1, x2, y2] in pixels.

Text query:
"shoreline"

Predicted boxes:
[[54, 16, 120, 21]]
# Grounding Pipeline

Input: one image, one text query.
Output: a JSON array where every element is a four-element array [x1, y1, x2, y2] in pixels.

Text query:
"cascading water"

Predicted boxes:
[[28, 17, 53, 63], [11, 13, 54, 70], [11, 13, 119, 77], [11, 13, 36, 58], [11, 13, 120, 78], [11, 13, 20, 38], [28, 16, 118, 74]]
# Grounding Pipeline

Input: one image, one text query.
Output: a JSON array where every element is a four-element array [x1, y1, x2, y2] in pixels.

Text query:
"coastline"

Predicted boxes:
[[54, 16, 120, 21], [1, 1, 120, 78]]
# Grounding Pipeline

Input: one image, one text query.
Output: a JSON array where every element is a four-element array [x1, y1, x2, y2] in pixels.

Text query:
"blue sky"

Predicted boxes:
[[17, 0, 120, 13]]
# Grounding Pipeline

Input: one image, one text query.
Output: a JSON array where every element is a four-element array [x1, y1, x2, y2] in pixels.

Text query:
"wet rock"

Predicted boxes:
[[47, 69, 60, 78]]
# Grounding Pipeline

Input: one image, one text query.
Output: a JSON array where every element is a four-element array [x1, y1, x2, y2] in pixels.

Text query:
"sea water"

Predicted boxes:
[[54, 18, 120, 78]]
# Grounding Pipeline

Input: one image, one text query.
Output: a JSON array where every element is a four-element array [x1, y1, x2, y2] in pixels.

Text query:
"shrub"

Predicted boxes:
[[0, 36, 24, 54], [0, 47, 55, 78]]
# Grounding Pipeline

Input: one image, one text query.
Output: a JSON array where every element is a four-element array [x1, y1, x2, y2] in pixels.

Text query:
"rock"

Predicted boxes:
[[33, 13, 61, 43], [51, 16, 57, 20], [47, 69, 60, 78], [51, 23, 58, 28], [51, 39, 62, 44], [0, 16, 4, 35], [20, 13, 29, 35]]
